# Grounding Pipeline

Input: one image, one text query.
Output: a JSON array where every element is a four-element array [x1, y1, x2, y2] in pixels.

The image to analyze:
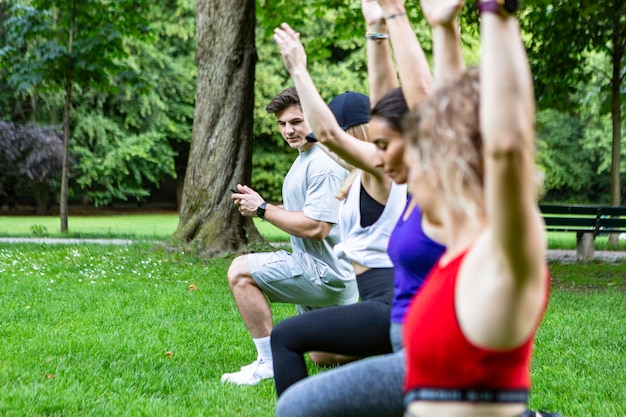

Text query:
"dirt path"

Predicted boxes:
[[1, 237, 625, 263]]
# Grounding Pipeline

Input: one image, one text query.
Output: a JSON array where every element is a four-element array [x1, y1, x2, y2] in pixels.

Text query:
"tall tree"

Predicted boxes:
[[0, 1, 150, 232], [524, 1, 625, 211], [172, 0, 260, 256]]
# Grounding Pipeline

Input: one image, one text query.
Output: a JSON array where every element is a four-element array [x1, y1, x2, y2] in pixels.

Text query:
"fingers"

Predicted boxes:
[[241, 184, 256, 193], [274, 23, 300, 42], [280, 22, 297, 36]]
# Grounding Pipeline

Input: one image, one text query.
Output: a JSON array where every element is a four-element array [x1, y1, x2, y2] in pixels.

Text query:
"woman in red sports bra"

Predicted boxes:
[[381, 0, 552, 416]]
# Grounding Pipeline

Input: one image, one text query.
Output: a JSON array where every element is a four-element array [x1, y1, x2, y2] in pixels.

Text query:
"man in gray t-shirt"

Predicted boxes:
[[222, 87, 357, 386]]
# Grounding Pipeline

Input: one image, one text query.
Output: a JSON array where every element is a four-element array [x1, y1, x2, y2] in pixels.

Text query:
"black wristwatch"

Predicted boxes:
[[256, 202, 267, 219]]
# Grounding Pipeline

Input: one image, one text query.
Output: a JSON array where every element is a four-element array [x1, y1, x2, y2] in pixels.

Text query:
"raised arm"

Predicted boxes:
[[376, 0, 433, 109], [273, 23, 383, 177], [420, 0, 466, 87], [362, 0, 398, 105], [479, 6, 544, 276]]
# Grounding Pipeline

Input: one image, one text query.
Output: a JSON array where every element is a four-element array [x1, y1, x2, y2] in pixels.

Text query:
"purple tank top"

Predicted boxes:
[[387, 199, 445, 324]]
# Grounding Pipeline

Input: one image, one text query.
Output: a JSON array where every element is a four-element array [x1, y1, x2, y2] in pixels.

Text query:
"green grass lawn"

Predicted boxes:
[[0, 242, 624, 416], [0, 214, 625, 415], [0, 215, 290, 242], [2, 213, 626, 249]]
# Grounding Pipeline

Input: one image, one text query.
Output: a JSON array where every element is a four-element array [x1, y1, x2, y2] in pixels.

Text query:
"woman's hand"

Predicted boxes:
[[376, 0, 406, 16], [362, 0, 385, 26], [273, 23, 307, 76], [420, 0, 465, 28]]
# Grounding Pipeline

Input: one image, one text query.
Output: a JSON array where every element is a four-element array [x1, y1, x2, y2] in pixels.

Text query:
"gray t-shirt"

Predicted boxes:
[[283, 145, 355, 285]]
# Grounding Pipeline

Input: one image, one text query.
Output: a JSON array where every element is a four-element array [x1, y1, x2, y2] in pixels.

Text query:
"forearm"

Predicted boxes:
[[433, 20, 465, 87], [380, 5, 433, 109], [480, 14, 534, 153], [262, 203, 331, 241], [290, 68, 344, 147], [480, 11, 538, 264], [366, 19, 397, 104]]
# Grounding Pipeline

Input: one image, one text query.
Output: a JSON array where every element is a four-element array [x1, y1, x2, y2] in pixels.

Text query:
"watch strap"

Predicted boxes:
[[256, 202, 267, 219], [477, 0, 519, 16], [477, 1, 502, 15]]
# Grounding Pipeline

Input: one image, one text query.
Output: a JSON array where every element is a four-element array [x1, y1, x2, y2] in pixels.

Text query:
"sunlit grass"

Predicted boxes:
[[0, 243, 624, 416], [0, 215, 178, 239], [547, 232, 626, 251], [3, 214, 626, 249], [0, 243, 293, 416], [0, 215, 291, 242]]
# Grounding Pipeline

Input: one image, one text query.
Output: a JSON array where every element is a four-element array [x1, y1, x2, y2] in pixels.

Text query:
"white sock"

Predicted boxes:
[[253, 336, 272, 363]]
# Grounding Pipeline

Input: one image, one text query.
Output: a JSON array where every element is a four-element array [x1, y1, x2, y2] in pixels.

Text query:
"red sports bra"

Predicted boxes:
[[403, 249, 549, 400]]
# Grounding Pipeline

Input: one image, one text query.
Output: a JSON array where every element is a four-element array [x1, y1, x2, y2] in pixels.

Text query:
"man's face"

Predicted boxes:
[[275, 104, 313, 153]]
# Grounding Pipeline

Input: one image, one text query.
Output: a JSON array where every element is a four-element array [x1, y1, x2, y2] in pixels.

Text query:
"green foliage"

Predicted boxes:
[[536, 109, 593, 193], [73, 121, 176, 206], [0, 0, 622, 209], [575, 51, 624, 179], [522, 0, 626, 111], [0, 0, 195, 206], [68, 0, 195, 205], [0, 1, 151, 94], [29, 223, 48, 237]]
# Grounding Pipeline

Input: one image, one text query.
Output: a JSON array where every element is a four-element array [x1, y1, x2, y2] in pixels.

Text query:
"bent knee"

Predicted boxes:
[[227, 255, 252, 287], [271, 319, 304, 353]]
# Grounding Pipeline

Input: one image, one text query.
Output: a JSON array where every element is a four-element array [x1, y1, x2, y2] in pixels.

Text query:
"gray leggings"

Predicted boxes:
[[275, 350, 405, 417]]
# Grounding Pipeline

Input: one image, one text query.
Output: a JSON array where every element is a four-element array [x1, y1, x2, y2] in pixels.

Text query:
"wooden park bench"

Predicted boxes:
[[539, 204, 626, 262]]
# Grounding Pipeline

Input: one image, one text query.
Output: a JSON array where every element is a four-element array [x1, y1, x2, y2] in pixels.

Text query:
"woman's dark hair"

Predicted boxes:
[[369, 88, 408, 133], [266, 86, 301, 114]]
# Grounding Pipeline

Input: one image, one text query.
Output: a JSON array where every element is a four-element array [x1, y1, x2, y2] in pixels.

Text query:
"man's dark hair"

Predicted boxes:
[[370, 88, 408, 133], [266, 86, 301, 114]]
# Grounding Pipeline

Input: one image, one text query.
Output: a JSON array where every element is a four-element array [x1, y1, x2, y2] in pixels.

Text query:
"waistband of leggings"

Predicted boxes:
[[404, 387, 529, 406]]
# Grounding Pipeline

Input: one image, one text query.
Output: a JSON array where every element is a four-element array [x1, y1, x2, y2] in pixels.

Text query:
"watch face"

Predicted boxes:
[[503, 0, 519, 13]]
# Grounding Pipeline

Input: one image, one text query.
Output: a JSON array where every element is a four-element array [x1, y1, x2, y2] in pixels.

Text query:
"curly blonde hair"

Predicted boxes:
[[403, 68, 484, 218]]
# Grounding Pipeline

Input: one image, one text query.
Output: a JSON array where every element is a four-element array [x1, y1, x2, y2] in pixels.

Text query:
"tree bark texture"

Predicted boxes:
[[60, 0, 76, 234], [608, 8, 624, 246], [173, 0, 261, 256]]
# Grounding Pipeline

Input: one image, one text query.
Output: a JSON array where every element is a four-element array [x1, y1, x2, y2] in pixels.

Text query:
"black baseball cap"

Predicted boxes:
[[306, 91, 370, 142]]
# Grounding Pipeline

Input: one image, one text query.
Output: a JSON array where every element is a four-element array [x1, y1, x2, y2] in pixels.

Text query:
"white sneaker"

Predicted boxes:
[[221, 359, 274, 385]]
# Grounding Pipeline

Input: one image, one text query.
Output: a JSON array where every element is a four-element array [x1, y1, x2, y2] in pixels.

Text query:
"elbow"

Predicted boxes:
[[308, 230, 327, 242], [487, 131, 533, 157], [314, 126, 342, 145], [306, 223, 331, 241], [484, 114, 534, 156]]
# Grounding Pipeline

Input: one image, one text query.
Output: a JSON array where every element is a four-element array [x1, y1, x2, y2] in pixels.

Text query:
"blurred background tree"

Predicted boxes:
[[0, 0, 623, 250]]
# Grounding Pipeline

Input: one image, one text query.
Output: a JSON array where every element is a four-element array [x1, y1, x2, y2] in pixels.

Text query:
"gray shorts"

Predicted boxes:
[[248, 250, 358, 312]]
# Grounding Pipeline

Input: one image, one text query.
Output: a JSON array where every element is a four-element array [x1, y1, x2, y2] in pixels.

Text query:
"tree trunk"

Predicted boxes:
[[33, 182, 51, 215], [172, 0, 261, 257], [608, 9, 624, 247], [60, 0, 76, 234]]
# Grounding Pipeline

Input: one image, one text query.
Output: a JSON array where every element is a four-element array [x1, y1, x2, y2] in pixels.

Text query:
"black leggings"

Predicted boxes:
[[271, 267, 395, 397]]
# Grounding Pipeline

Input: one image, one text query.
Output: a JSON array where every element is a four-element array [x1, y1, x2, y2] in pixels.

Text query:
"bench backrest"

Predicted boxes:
[[539, 204, 626, 235]]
